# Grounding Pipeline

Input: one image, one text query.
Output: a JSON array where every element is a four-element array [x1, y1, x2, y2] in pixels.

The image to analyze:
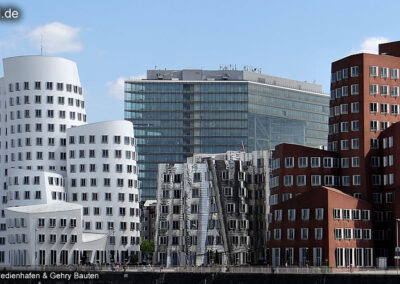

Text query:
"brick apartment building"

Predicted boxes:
[[268, 41, 400, 267]]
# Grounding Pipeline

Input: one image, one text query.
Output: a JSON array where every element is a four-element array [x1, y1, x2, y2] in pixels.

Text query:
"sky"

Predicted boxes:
[[0, 0, 399, 123]]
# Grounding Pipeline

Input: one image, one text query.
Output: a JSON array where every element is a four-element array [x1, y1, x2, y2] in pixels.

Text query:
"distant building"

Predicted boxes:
[[154, 150, 271, 266], [268, 40, 400, 267], [141, 200, 157, 242], [0, 56, 140, 266], [268, 144, 373, 267], [125, 69, 329, 200]]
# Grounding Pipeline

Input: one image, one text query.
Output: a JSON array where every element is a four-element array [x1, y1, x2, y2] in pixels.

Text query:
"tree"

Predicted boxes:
[[140, 240, 155, 263]]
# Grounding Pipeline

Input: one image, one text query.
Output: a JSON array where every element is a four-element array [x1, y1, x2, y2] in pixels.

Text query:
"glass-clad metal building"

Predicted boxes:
[[125, 69, 329, 200]]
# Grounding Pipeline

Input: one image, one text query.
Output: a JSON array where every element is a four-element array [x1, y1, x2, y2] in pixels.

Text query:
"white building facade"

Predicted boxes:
[[0, 56, 140, 266], [66, 121, 140, 263]]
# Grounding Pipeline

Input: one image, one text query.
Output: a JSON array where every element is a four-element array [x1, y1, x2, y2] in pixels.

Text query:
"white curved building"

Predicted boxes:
[[66, 120, 140, 263], [0, 56, 140, 266]]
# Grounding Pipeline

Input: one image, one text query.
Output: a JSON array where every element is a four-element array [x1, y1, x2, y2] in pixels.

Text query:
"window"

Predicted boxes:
[[381, 103, 388, 114], [301, 228, 309, 240], [391, 104, 399, 115], [391, 68, 399, 79], [311, 175, 321, 186], [341, 104, 348, 114], [341, 140, 349, 150], [381, 85, 388, 96], [333, 208, 341, 220], [370, 66, 378, 77], [224, 187, 233, 196], [370, 120, 378, 131], [298, 157, 308, 168], [344, 228, 352, 239], [370, 84, 378, 95], [287, 228, 295, 240], [381, 121, 389, 130], [334, 228, 342, 240], [193, 172, 201, 182], [363, 229, 371, 240], [273, 229, 281, 240], [370, 102, 378, 112], [361, 210, 370, 221], [301, 209, 310, 220], [351, 66, 359, 77], [370, 139, 379, 149], [351, 102, 359, 113], [311, 157, 320, 168], [226, 203, 235, 213], [354, 229, 362, 240], [392, 86, 399, 97], [342, 86, 348, 97], [386, 192, 394, 203], [340, 122, 349, 132], [381, 67, 389, 78], [297, 175, 306, 186], [353, 175, 361, 186], [270, 210, 282, 224], [284, 175, 293, 186], [315, 208, 324, 220], [285, 157, 294, 168], [315, 228, 323, 240], [343, 209, 351, 220], [288, 209, 296, 221], [351, 84, 359, 95]]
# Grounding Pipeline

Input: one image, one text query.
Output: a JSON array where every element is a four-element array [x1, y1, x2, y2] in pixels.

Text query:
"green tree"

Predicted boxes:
[[140, 240, 155, 262]]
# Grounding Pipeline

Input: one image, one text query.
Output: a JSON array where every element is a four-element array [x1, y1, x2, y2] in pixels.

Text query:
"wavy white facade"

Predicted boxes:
[[66, 120, 140, 262], [0, 56, 140, 266]]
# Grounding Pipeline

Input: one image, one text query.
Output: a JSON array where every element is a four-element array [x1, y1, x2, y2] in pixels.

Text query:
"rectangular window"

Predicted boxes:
[[311, 157, 320, 168], [391, 86, 399, 97], [381, 85, 389, 96], [298, 157, 308, 168], [370, 84, 378, 95], [351, 102, 359, 113], [351, 66, 359, 77], [301, 228, 309, 240], [353, 175, 361, 186], [391, 104, 399, 115], [370, 120, 378, 132], [285, 157, 294, 168], [370, 66, 378, 77], [284, 175, 293, 186], [370, 102, 378, 113], [351, 84, 359, 95], [315, 208, 324, 220], [288, 209, 296, 221], [381, 103, 388, 113], [297, 175, 306, 186], [315, 228, 323, 240], [391, 68, 399, 79], [311, 175, 321, 186], [301, 209, 310, 221], [340, 122, 349, 132], [381, 67, 389, 78], [334, 228, 342, 240]]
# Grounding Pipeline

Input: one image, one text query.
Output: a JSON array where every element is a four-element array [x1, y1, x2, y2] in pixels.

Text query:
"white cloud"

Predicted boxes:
[[351, 37, 389, 54], [106, 75, 146, 100], [28, 22, 82, 54]]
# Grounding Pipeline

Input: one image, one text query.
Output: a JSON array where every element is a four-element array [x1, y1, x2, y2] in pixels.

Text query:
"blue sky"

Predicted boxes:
[[0, 0, 399, 122]]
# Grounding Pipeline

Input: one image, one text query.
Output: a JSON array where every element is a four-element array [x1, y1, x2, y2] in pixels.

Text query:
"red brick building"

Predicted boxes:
[[268, 40, 400, 267]]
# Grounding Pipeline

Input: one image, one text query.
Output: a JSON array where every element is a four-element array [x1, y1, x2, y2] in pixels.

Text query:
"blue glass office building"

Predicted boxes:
[[125, 70, 329, 200]]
